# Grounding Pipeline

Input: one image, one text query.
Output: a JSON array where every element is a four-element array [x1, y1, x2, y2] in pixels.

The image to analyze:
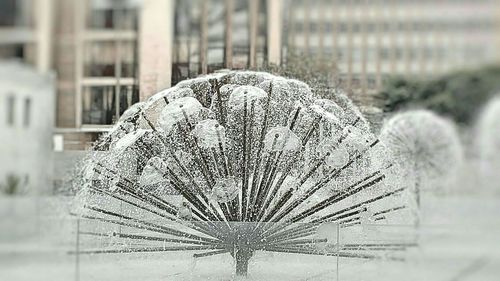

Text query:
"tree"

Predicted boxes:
[[377, 66, 500, 125], [0, 174, 26, 196]]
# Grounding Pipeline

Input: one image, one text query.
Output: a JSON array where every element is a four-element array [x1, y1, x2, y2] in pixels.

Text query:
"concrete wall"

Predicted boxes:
[[0, 61, 55, 195]]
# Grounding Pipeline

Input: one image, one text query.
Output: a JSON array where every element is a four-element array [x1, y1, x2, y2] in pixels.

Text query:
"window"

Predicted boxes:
[[0, 44, 23, 59], [367, 76, 377, 89], [351, 76, 362, 88], [255, 0, 267, 68], [352, 23, 360, 33], [309, 22, 318, 33], [23, 97, 30, 127], [120, 41, 137, 77], [82, 85, 138, 125], [0, 0, 17, 26], [379, 48, 390, 60], [87, 0, 138, 30], [6, 95, 15, 126], [352, 47, 362, 62], [83, 41, 116, 77], [80, 0, 139, 126], [81, 40, 138, 125], [231, 0, 249, 68], [380, 22, 391, 32], [172, 0, 267, 84], [83, 40, 137, 78], [0, 44, 36, 65], [82, 86, 115, 125], [365, 22, 376, 33], [367, 48, 377, 62], [172, 0, 202, 84], [0, 0, 33, 27], [423, 47, 433, 59], [395, 48, 403, 60], [207, 0, 225, 72], [338, 23, 348, 33], [119, 85, 139, 115]]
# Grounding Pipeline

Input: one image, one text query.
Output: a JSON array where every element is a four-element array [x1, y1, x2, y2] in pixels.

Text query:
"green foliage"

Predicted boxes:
[[0, 174, 25, 196], [377, 65, 500, 125]]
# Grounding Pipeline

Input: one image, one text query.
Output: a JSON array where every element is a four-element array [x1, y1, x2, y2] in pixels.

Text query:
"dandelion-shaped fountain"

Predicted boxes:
[[380, 110, 463, 213], [477, 96, 500, 194], [73, 72, 413, 278]]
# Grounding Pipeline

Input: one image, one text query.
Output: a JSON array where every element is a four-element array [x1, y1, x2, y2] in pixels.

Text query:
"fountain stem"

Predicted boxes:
[[235, 247, 252, 276]]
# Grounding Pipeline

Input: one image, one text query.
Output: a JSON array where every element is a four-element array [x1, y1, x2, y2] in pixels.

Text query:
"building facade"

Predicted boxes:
[[284, 0, 500, 104], [1, 0, 499, 151], [0, 61, 55, 195]]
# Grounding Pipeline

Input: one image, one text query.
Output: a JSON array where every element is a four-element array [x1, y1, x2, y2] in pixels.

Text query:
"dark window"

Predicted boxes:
[[231, 0, 250, 69], [83, 41, 116, 77], [379, 48, 390, 60], [0, 0, 16, 26], [339, 23, 348, 32], [87, 2, 138, 30], [118, 85, 139, 116], [83, 40, 137, 78], [120, 41, 138, 77], [367, 76, 376, 88], [172, 0, 202, 85], [0, 43, 36, 66], [7, 95, 15, 126], [82, 86, 116, 125], [0, 0, 32, 27], [23, 97, 31, 127], [0, 44, 24, 59], [82, 85, 139, 125], [365, 22, 376, 33], [352, 23, 360, 33]]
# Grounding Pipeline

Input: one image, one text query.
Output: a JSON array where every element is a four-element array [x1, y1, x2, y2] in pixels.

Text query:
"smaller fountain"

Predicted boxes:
[[476, 96, 500, 194], [380, 110, 463, 214]]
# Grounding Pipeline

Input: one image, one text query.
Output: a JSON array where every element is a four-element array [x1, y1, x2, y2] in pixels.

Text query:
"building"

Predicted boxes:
[[0, 61, 55, 195], [1, 0, 499, 151], [284, 0, 500, 105]]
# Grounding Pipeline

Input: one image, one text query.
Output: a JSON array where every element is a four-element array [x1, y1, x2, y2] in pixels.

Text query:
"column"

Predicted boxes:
[[74, 0, 85, 128], [360, 1, 368, 95], [139, 0, 175, 100], [267, 0, 283, 65], [375, 1, 382, 90], [318, 0, 326, 60], [35, 0, 54, 73], [346, 2, 353, 89], [249, 0, 259, 68], [225, 0, 234, 68], [199, 0, 208, 74]]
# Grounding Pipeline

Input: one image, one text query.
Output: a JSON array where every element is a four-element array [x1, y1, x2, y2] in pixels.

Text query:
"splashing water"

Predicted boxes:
[[72, 71, 413, 277], [380, 110, 463, 210]]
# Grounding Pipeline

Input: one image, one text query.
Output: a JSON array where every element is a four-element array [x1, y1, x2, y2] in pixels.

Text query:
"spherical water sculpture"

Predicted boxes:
[[380, 110, 463, 208], [73, 71, 412, 277], [476, 96, 500, 194]]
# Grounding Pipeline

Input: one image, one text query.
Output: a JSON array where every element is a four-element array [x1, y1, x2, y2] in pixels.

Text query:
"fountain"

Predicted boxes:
[[476, 96, 500, 193], [72, 71, 414, 278], [380, 110, 463, 211]]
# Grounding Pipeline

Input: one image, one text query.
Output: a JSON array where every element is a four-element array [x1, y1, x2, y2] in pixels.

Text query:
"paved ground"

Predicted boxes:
[[0, 196, 499, 280]]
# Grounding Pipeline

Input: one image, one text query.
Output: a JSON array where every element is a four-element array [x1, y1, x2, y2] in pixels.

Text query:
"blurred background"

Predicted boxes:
[[1, 0, 499, 195], [1, 0, 500, 280]]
